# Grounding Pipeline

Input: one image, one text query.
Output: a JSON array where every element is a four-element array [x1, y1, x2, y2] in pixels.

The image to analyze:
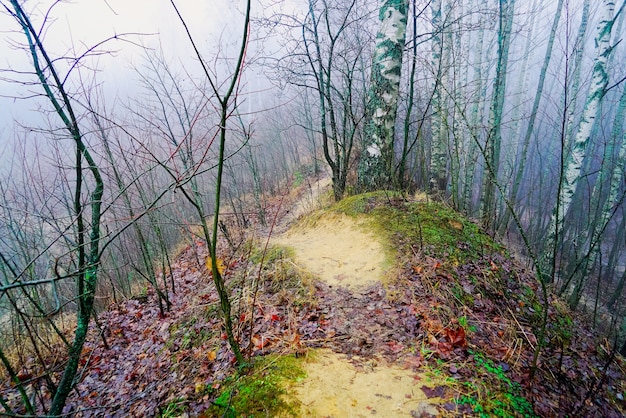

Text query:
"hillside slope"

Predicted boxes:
[[54, 182, 626, 417]]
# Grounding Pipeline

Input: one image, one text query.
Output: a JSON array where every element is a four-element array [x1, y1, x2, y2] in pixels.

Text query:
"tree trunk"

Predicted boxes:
[[564, 0, 592, 147], [428, 0, 449, 195], [541, 0, 617, 283], [480, 0, 515, 231], [462, 0, 489, 214], [358, 0, 410, 191], [568, 82, 626, 308], [499, 0, 563, 234]]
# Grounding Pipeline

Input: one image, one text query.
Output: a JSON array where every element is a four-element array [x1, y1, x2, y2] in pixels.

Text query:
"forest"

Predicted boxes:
[[1, 0, 626, 416]]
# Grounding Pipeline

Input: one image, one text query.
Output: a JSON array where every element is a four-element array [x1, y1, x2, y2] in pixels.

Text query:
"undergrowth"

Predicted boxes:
[[331, 191, 502, 265], [458, 350, 536, 418], [202, 354, 305, 417], [246, 241, 315, 306]]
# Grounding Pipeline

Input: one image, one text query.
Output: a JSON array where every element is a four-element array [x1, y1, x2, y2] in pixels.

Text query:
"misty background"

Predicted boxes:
[[1, 1, 626, 410]]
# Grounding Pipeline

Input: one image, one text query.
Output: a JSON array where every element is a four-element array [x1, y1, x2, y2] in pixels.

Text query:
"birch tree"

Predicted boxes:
[[358, 0, 410, 190], [428, 0, 448, 195], [566, 83, 626, 307], [541, 0, 618, 283], [480, 0, 515, 231], [499, 0, 564, 234], [564, 0, 592, 147]]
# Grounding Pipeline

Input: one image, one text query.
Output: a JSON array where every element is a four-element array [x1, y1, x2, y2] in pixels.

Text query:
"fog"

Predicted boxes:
[[0, 0, 253, 134], [1, 0, 626, 413]]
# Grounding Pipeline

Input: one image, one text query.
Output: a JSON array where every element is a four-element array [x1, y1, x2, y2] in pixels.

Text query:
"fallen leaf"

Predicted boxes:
[[386, 340, 404, 353], [445, 327, 467, 348], [205, 256, 226, 275], [252, 334, 270, 349], [421, 385, 445, 399]]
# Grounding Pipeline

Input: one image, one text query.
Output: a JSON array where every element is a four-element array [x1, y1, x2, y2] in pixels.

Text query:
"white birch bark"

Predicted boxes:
[[564, 0, 591, 147], [480, 0, 515, 230], [568, 83, 626, 306], [358, 0, 410, 190], [542, 0, 617, 282]]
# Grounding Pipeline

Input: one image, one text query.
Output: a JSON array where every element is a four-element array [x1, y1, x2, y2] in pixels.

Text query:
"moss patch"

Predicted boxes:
[[203, 354, 306, 417], [331, 191, 501, 265]]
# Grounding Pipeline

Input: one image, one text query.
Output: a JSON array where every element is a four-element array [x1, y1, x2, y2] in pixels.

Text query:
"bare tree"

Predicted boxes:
[[1, 1, 104, 413], [166, 0, 251, 365]]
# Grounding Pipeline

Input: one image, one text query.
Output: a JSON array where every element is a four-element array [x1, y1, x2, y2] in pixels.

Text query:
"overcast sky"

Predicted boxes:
[[0, 0, 253, 137]]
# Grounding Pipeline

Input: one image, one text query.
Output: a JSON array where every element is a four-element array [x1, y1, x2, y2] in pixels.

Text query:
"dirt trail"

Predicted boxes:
[[273, 175, 388, 289], [279, 176, 333, 228], [273, 215, 387, 288], [273, 178, 444, 417], [293, 350, 440, 417]]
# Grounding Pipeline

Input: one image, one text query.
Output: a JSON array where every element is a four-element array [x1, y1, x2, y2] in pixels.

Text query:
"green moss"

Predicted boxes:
[[450, 282, 471, 305], [458, 351, 537, 418], [330, 191, 500, 265], [204, 354, 306, 417], [160, 397, 187, 417], [331, 191, 402, 216], [292, 171, 305, 188]]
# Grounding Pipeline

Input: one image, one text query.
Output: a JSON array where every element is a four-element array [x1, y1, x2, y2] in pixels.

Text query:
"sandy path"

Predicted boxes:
[[273, 215, 387, 288], [270, 180, 444, 417], [293, 350, 440, 417]]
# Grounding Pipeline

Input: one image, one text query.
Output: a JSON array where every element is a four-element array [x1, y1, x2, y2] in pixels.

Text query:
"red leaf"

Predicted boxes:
[[437, 341, 453, 358], [16, 371, 32, 382], [445, 327, 467, 348], [387, 341, 404, 353]]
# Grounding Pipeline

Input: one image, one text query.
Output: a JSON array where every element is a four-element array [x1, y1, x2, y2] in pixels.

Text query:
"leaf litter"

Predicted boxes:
[[19, 178, 624, 417]]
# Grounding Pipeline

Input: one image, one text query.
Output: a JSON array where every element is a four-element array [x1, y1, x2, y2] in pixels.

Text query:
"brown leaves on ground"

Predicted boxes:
[[434, 327, 467, 359], [52, 235, 626, 418], [59, 243, 239, 416], [15, 187, 624, 417], [402, 249, 626, 417]]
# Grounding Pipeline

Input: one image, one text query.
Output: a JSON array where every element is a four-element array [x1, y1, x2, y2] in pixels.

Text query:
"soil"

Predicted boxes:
[[293, 350, 441, 417], [272, 177, 446, 416], [272, 215, 387, 288]]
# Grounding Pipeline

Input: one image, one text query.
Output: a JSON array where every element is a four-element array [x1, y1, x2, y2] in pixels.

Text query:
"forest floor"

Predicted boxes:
[[57, 175, 626, 417]]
